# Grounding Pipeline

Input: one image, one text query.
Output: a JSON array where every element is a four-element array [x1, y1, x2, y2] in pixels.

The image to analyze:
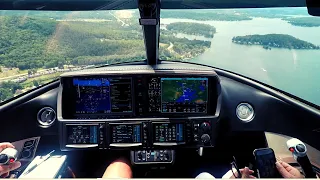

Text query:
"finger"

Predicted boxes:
[[240, 168, 254, 174], [275, 161, 293, 178], [0, 142, 14, 152], [0, 172, 9, 178], [276, 156, 283, 162], [279, 161, 295, 171], [249, 175, 257, 179], [241, 167, 250, 178], [0, 161, 21, 176]]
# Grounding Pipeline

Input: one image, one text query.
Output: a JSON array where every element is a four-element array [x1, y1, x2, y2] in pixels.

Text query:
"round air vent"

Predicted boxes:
[[236, 103, 254, 122], [37, 107, 56, 127]]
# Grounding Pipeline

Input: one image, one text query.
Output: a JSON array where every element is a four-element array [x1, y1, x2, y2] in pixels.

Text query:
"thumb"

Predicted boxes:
[[241, 167, 250, 178], [275, 161, 293, 178]]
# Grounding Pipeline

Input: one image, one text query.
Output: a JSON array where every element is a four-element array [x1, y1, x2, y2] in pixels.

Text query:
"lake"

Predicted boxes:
[[161, 18, 320, 106]]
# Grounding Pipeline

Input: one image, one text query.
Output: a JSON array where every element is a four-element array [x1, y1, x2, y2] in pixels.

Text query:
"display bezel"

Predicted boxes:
[[60, 73, 219, 119]]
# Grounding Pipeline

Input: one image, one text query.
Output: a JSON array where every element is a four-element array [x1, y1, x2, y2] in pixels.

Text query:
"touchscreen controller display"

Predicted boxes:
[[110, 124, 141, 143], [67, 125, 98, 144], [153, 123, 184, 143]]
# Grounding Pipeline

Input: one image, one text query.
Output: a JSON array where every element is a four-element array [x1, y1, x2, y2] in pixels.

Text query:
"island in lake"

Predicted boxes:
[[232, 34, 320, 50], [161, 10, 252, 21], [283, 17, 320, 27]]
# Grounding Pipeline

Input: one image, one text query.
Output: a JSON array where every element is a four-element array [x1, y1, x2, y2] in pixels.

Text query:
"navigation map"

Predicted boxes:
[[161, 78, 208, 104]]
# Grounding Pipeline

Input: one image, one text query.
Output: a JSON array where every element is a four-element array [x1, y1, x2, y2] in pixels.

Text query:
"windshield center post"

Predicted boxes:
[[138, 0, 161, 65]]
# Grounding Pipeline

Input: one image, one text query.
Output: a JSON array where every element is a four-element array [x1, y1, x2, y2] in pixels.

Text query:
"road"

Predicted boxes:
[[108, 12, 128, 26], [0, 69, 50, 82]]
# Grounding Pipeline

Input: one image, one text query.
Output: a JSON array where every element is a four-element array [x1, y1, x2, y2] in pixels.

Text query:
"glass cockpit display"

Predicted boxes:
[[66, 125, 98, 144], [147, 77, 208, 113], [73, 77, 132, 114], [110, 124, 141, 143], [161, 77, 208, 113], [153, 123, 184, 143]]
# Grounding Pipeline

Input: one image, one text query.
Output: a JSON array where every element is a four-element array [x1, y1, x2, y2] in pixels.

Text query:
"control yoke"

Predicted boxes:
[[286, 138, 317, 178], [0, 148, 18, 165]]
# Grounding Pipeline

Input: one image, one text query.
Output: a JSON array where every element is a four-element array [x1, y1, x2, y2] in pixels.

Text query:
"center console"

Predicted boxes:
[[57, 68, 221, 164]]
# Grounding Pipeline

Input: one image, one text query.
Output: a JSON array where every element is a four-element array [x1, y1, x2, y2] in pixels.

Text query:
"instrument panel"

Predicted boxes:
[[60, 119, 217, 150], [58, 70, 221, 150]]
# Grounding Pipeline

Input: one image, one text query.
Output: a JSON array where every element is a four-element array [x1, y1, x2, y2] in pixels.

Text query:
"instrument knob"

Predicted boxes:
[[143, 123, 148, 129], [200, 122, 211, 132], [137, 151, 142, 160], [201, 134, 211, 144], [296, 144, 306, 152]]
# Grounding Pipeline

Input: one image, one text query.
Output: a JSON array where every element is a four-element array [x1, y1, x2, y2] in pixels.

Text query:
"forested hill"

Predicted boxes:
[[161, 10, 252, 21], [0, 15, 212, 70], [0, 16, 58, 69], [0, 16, 146, 70], [283, 17, 320, 27], [166, 22, 216, 38], [232, 34, 320, 50], [1, 10, 118, 20]]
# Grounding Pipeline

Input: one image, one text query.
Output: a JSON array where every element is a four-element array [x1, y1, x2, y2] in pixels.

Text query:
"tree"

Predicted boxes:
[[33, 80, 39, 87], [58, 62, 64, 69], [0, 88, 12, 102], [31, 69, 37, 74], [0, 81, 22, 101], [1, 81, 23, 94]]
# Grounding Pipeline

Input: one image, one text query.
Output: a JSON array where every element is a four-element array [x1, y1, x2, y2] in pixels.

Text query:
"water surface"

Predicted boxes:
[[161, 18, 320, 105]]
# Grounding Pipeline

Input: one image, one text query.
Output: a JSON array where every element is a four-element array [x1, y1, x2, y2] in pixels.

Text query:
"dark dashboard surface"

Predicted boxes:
[[1, 61, 320, 152]]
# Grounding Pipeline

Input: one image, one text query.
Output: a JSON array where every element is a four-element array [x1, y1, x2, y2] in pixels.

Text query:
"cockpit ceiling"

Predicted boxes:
[[0, 0, 311, 11]]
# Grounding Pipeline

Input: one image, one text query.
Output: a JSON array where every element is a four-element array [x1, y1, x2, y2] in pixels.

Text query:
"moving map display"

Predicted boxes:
[[161, 77, 208, 113]]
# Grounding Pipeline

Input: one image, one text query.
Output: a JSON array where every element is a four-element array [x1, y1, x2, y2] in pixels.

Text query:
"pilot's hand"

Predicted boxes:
[[275, 161, 304, 178], [230, 167, 256, 178], [0, 142, 21, 178]]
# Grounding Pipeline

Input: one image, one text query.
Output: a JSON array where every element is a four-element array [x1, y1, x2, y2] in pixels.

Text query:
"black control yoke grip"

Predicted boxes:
[[297, 155, 316, 178], [286, 138, 317, 178]]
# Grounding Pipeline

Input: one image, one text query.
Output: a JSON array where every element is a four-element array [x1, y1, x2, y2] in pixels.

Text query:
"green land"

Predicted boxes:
[[232, 34, 320, 50]]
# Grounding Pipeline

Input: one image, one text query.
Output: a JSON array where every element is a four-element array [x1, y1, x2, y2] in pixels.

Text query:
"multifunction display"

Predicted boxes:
[[110, 124, 141, 143], [161, 77, 208, 113], [148, 77, 208, 113], [153, 123, 184, 143], [73, 77, 132, 114], [66, 125, 98, 144]]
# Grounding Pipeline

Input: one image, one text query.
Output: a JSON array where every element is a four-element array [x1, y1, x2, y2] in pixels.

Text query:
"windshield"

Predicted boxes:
[[160, 8, 320, 106], [0, 8, 319, 107], [0, 10, 145, 102]]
